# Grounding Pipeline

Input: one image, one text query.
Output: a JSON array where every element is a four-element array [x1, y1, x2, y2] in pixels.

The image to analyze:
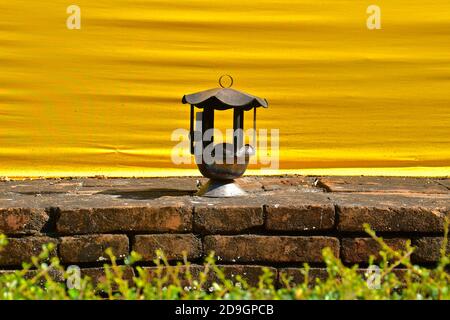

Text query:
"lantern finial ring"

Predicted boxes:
[[219, 75, 233, 88]]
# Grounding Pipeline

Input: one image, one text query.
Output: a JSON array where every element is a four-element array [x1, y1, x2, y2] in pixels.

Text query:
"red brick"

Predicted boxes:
[[194, 205, 263, 234], [0, 266, 135, 288], [81, 266, 135, 287], [0, 208, 49, 235], [216, 265, 277, 286], [334, 193, 449, 232], [341, 238, 408, 263], [0, 268, 64, 283], [413, 237, 450, 263], [278, 268, 329, 286], [59, 234, 129, 263], [265, 204, 335, 231], [203, 235, 339, 263], [141, 265, 204, 287], [278, 267, 409, 287], [143, 264, 276, 287], [56, 205, 192, 235], [0, 236, 57, 266], [133, 234, 201, 261]]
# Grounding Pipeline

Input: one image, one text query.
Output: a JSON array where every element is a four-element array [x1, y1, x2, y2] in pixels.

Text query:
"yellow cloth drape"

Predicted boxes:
[[0, 0, 449, 177]]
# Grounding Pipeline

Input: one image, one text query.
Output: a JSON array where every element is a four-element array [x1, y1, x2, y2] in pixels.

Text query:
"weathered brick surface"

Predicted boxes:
[[0, 177, 448, 273], [318, 177, 448, 194], [437, 179, 450, 190], [0, 177, 198, 195], [278, 268, 329, 286], [79, 177, 199, 192], [217, 265, 277, 286], [0, 208, 49, 235], [203, 235, 339, 263], [133, 234, 202, 261], [194, 205, 264, 234], [413, 237, 450, 263], [142, 265, 204, 287], [56, 205, 192, 235], [0, 236, 57, 266], [334, 193, 449, 232], [265, 204, 335, 231], [81, 266, 135, 286], [59, 234, 129, 263], [341, 238, 408, 263], [338, 206, 446, 232], [143, 264, 276, 287], [0, 268, 64, 282], [259, 176, 318, 192], [0, 179, 83, 195], [278, 268, 408, 286], [236, 177, 264, 193]]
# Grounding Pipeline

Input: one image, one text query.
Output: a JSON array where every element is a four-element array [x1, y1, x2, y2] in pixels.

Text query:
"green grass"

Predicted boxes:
[[0, 222, 449, 300]]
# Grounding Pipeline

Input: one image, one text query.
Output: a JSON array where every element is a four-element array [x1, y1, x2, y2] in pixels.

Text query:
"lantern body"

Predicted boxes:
[[182, 83, 268, 197]]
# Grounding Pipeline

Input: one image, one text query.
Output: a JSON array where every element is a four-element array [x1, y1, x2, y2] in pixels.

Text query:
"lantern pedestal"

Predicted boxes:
[[196, 179, 247, 198]]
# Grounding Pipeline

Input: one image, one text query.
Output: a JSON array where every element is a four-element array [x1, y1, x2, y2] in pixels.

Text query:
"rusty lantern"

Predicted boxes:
[[182, 76, 268, 197]]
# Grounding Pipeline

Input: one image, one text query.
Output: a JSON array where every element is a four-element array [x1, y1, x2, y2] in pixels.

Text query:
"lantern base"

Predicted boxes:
[[196, 179, 247, 198]]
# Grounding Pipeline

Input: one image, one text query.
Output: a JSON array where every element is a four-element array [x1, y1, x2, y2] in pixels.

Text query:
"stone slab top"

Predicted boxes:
[[318, 176, 449, 194], [0, 176, 448, 210]]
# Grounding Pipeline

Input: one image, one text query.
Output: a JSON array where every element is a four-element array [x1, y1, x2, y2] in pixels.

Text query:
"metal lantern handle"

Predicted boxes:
[[219, 75, 234, 88]]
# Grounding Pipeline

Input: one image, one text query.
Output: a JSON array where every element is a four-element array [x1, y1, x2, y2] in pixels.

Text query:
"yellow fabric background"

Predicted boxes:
[[0, 0, 449, 177]]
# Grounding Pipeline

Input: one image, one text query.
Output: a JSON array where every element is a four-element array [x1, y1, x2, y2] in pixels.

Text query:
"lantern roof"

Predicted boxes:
[[182, 76, 268, 110]]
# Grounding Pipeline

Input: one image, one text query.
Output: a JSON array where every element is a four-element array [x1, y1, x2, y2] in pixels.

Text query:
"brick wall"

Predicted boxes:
[[0, 176, 449, 286]]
